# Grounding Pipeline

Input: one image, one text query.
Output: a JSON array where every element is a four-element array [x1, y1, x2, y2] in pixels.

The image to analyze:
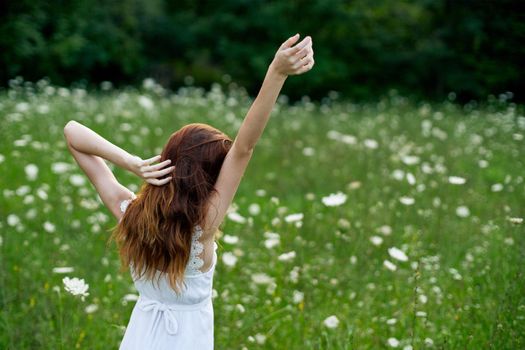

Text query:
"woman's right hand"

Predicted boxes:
[[126, 154, 174, 186], [270, 34, 314, 77]]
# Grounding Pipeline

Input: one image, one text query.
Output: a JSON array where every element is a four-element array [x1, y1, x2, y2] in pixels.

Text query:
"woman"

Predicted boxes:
[[64, 34, 314, 349]]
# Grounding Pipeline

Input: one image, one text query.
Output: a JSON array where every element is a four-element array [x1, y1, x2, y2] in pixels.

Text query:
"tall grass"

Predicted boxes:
[[0, 79, 523, 349]]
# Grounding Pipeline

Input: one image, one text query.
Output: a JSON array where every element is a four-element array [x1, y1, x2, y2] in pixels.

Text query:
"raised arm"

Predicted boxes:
[[63, 121, 174, 219], [203, 34, 314, 235]]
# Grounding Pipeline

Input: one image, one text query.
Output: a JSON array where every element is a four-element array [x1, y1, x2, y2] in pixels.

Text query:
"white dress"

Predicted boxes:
[[118, 197, 217, 350]]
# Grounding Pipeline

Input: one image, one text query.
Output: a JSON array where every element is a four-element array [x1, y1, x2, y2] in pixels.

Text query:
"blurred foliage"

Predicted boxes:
[[0, 0, 523, 101]]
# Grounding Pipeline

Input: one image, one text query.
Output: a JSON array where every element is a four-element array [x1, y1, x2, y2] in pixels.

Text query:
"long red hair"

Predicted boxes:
[[111, 123, 232, 292]]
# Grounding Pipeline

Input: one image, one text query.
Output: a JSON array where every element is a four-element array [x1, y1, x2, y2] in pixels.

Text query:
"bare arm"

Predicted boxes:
[[203, 34, 315, 235], [63, 121, 174, 219]]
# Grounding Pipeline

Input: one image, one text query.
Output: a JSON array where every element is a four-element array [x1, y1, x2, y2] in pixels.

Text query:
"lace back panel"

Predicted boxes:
[[119, 196, 211, 276]]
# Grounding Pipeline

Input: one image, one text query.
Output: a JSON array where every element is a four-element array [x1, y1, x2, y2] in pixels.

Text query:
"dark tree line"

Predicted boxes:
[[1, 0, 523, 101]]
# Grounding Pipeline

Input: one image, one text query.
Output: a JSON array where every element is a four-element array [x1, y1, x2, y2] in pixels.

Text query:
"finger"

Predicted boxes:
[[147, 176, 172, 186], [286, 36, 311, 55], [142, 155, 161, 166], [295, 59, 315, 74], [280, 33, 300, 49], [295, 44, 312, 59], [140, 159, 171, 173], [143, 166, 175, 179], [293, 52, 313, 69], [141, 159, 171, 172]]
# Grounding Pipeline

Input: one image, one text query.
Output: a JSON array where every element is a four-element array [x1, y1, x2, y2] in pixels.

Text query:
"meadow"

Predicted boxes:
[[0, 78, 523, 349]]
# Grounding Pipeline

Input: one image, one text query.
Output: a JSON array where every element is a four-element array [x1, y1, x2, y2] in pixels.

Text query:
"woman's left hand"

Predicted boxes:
[[127, 155, 174, 185], [270, 34, 315, 78]]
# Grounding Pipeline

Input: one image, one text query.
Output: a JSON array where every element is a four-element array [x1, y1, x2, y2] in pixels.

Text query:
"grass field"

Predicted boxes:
[[0, 78, 524, 349]]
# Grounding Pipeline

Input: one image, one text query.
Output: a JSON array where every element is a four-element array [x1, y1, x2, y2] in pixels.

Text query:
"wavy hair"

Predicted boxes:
[[111, 123, 232, 292]]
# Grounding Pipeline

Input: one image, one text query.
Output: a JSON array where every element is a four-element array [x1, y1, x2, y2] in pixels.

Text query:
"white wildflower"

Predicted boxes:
[[305, 192, 315, 200], [222, 252, 238, 267], [37, 104, 50, 114], [399, 196, 415, 205], [248, 203, 261, 216], [251, 273, 274, 285], [289, 266, 300, 283], [378, 225, 392, 235], [419, 294, 428, 304], [69, 174, 86, 187], [254, 333, 266, 345], [383, 260, 397, 271], [348, 181, 361, 189], [321, 192, 347, 207], [401, 155, 420, 165], [122, 294, 139, 302], [16, 102, 29, 112], [341, 134, 357, 144], [406, 172, 416, 185], [138, 95, 154, 110], [142, 78, 156, 90], [25, 164, 38, 181], [508, 217, 523, 224], [448, 176, 466, 185], [363, 139, 378, 149], [491, 183, 503, 192], [323, 315, 339, 329], [392, 169, 405, 181], [302, 147, 315, 156], [62, 277, 89, 301], [84, 304, 99, 314], [51, 162, 73, 174], [53, 267, 74, 274], [43, 221, 56, 233], [278, 251, 296, 262], [264, 232, 280, 249], [456, 206, 470, 218], [223, 235, 239, 244], [387, 337, 400, 347], [292, 290, 304, 304], [235, 304, 245, 313], [264, 237, 280, 249], [386, 318, 397, 325], [388, 247, 409, 262], [7, 214, 20, 227], [227, 212, 246, 224], [370, 235, 383, 246], [284, 213, 303, 223]]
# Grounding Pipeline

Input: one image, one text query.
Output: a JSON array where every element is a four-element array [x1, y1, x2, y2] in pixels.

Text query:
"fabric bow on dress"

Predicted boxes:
[[138, 297, 179, 335]]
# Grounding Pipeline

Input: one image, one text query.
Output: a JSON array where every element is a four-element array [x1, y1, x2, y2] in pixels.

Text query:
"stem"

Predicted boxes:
[[58, 291, 64, 350], [410, 258, 421, 347]]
